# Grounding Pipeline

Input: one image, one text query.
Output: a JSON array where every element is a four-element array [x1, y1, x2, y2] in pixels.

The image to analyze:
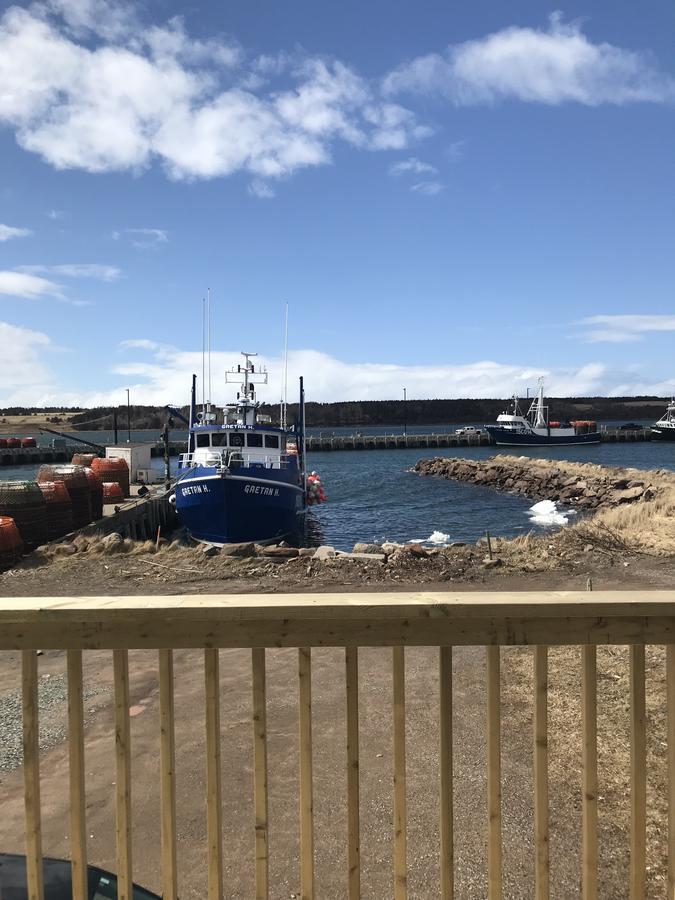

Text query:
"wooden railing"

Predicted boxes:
[[3, 591, 675, 898]]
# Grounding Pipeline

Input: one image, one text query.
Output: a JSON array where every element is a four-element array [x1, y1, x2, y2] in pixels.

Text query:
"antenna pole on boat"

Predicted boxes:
[[201, 297, 206, 416], [189, 373, 197, 453], [207, 287, 212, 412], [282, 301, 289, 430]]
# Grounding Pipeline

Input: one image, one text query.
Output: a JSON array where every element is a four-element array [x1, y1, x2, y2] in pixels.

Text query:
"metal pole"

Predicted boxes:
[[403, 387, 407, 437], [126, 389, 131, 443], [113, 409, 118, 445]]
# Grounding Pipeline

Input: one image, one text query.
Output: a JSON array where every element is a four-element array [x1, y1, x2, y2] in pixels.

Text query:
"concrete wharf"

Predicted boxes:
[[305, 426, 654, 451]]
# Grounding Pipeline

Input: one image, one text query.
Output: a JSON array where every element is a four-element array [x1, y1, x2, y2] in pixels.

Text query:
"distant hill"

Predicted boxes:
[[0, 396, 666, 433]]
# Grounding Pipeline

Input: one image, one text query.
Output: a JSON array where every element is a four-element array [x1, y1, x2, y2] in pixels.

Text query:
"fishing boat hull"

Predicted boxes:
[[650, 427, 675, 441], [486, 427, 601, 447], [175, 466, 305, 545]]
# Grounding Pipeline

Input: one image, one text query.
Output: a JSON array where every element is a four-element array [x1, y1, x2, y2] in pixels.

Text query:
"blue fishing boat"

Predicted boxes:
[[174, 353, 308, 545], [485, 379, 601, 447]]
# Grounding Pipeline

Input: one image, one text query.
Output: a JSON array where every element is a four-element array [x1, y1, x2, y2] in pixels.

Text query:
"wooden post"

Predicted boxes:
[[667, 645, 675, 899], [67, 650, 88, 900], [299, 647, 314, 899], [346, 647, 361, 899], [486, 645, 502, 900], [113, 649, 132, 900], [440, 646, 454, 899], [393, 646, 407, 899], [486, 532, 493, 561], [22, 650, 44, 900], [159, 649, 178, 900], [629, 645, 646, 899], [252, 649, 269, 899], [204, 649, 223, 900], [533, 646, 549, 900], [581, 645, 598, 900]]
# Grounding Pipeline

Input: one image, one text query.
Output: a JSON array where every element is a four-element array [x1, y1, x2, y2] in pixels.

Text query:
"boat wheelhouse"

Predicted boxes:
[[485, 379, 601, 447], [174, 352, 307, 545], [651, 399, 675, 442]]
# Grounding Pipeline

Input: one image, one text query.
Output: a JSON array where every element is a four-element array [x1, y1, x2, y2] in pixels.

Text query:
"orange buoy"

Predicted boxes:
[[0, 481, 48, 549], [102, 481, 124, 503], [37, 465, 92, 529], [92, 457, 130, 497], [0, 516, 23, 570], [38, 481, 74, 541]]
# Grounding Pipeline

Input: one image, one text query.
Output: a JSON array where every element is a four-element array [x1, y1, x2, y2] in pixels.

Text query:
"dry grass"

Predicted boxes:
[[502, 644, 669, 898], [494, 455, 675, 557]]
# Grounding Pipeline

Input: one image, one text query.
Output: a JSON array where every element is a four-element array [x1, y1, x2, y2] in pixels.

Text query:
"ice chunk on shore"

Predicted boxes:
[[428, 530, 451, 545], [528, 499, 572, 527]]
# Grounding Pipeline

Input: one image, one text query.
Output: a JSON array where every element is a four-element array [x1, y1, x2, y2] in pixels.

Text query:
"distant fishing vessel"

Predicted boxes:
[[174, 352, 309, 545], [651, 399, 675, 441], [485, 380, 601, 447]]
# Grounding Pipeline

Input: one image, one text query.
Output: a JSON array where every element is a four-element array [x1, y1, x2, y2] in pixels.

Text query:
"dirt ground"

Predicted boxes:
[[1, 548, 674, 897]]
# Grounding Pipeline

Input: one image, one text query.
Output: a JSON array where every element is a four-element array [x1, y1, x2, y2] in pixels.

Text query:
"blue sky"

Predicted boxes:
[[0, 0, 674, 406]]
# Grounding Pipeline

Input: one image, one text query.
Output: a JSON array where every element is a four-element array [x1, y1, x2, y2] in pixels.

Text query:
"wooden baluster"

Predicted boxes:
[[346, 647, 361, 899], [22, 650, 44, 900], [252, 649, 269, 899], [667, 645, 675, 899], [204, 649, 223, 900], [393, 646, 407, 900], [159, 649, 178, 900], [486, 645, 502, 900], [534, 646, 549, 900], [113, 649, 132, 900], [440, 646, 454, 900], [581, 645, 598, 900], [629, 645, 646, 899], [299, 647, 314, 899], [67, 650, 87, 900]]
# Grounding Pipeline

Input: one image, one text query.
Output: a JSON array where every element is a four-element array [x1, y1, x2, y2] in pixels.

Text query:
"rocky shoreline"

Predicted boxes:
[[414, 455, 657, 511]]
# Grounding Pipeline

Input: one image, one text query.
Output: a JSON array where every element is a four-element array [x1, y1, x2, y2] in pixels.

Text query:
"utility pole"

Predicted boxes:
[[126, 389, 131, 443], [403, 387, 407, 437], [113, 409, 118, 444]]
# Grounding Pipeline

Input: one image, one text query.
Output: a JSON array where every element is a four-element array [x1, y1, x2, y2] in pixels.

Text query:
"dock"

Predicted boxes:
[[0, 440, 188, 468], [305, 427, 654, 451]]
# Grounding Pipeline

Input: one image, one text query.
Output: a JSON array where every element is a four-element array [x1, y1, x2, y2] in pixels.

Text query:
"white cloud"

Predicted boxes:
[[5, 336, 675, 406], [0, 321, 53, 401], [0, 223, 32, 241], [410, 181, 444, 195], [112, 228, 168, 249], [580, 315, 675, 343], [46, 209, 66, 219], [383, 13, 675, 105], [0, 3, 425, 184], [248, 179, 275, 199], [389, 157, 438, 176], [17, 263, 121, 281], [0, 270, 64, 300]]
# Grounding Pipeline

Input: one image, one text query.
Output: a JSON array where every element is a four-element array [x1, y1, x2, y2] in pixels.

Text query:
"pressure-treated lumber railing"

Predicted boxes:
[[3, 591, 675, 899]]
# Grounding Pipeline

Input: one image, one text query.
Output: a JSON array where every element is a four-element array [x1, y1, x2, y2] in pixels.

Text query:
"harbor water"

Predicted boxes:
[[1, 427, 672, 551]]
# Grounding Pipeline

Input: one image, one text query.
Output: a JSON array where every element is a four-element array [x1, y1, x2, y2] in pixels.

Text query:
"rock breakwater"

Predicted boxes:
[[414, 455, 657, 511]]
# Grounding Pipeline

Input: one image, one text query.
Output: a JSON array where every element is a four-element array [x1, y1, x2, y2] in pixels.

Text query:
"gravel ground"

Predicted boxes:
[[0, 671, 107, 772]]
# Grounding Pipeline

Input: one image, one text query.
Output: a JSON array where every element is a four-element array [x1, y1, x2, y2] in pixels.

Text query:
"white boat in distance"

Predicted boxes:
[[485, 379, 601, 447]]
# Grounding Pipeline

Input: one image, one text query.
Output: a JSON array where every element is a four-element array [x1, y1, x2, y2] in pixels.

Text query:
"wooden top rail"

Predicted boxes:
[[3, 591, 675, 650]]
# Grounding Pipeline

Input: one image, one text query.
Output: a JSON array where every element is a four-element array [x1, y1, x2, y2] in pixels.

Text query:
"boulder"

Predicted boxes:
[[337, 551, 386, 563], [404, 543, 428, 557], [202, 544, 219, 558], [261, 546, 300, 559], [353, 542, 384, 555], [220, 542, 256, 558], [101, 532, 124, 551], [613, 486, 645, 503], [382, 542, 404, 554], [313, 545, 337, 561]]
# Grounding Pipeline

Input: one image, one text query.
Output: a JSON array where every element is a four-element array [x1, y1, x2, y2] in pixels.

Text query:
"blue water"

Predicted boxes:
[[305, 441, 675, 550], [3, 426, 673, 551]]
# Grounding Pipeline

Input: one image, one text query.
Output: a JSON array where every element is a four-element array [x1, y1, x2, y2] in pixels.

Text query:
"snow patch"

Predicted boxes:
[[527, 499, 576, 527]]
